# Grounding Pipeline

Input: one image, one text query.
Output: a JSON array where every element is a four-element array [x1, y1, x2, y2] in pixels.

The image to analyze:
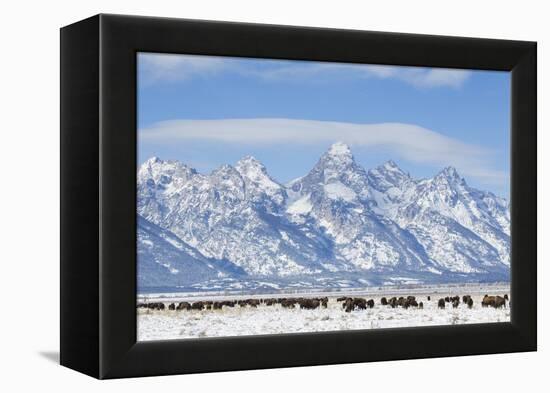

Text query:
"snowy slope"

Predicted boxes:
[[367, 162, 510, 274], [137, 215, 246, 288]]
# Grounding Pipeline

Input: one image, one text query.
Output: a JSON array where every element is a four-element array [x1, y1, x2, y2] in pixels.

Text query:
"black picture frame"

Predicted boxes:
[[60, 14, 537, 379]]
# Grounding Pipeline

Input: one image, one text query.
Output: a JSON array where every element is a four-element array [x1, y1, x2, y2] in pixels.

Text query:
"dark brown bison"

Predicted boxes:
[[168, 303, 176, 310], [264, 298, 277, 306], [381, 297, 388, 305], [482, 295, 495, 308], [281, 299, 296, 308], [427, 296, 431, 301], [504, 294, 509, 301], [248, 299, 260, 308], [438, 299, 445, 309], [452, 299, 459, 308], [337, 296, 348, 302], [366, 299, 375, 308], [299, 299, 320, 310], [342, 297, 367, 312], [177, 301, 191, 311], [353, 298, 367, 310], [482, 295, 506, 308], [212, 302, 223, 310], [342, 298, 351, 309], [445, 296, 450, 303], [467, 298, 474, 309], [418, 301, 424, 309], [494, 296, 506, 308], [191, 301, 204, 310], [147, 302, 165, 310]]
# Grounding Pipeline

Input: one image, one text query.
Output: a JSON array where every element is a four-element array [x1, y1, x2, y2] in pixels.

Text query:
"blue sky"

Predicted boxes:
[[138, 53, 510, 198]]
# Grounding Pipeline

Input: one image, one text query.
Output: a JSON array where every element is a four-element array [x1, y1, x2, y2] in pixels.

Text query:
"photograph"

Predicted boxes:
[[136, 53, 511, 341], [0, 0, 542, 388]]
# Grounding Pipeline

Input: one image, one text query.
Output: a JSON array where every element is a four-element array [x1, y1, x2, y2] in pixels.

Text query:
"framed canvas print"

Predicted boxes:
[[60, 14, 537, 379]]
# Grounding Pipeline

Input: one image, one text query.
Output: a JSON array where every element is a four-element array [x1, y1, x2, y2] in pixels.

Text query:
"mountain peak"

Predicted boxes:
[[319, 142, 355, 169], [327, 141, 352, 157], [236, 155, 263, 168], [145, 156, 162, 165], [235, 155, 268, 176], [367, 160, 410, 191], [437, 166, 463, 182], [381, 160, 402, 172]]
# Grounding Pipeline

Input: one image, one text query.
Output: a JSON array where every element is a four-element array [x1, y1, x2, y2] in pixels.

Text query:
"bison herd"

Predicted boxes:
[[137, 293, 509, 312], [138, 296, 330, 311]]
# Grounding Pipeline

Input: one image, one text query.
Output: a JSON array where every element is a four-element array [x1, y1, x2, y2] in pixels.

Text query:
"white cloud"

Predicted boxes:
[[254, 63, 471, 88], [138, 53, 232, 83], [140, 118, 505, 186], [138, 53, 471, 89]]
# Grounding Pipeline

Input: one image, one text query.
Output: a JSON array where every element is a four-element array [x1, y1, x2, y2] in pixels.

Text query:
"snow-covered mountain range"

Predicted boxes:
[[137, 142, 510, 292]]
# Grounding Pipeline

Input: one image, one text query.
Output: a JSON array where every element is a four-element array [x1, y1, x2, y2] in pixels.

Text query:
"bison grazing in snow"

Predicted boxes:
[[418, 302, 423, 309], [247, 299, 261, 308], [482, 295, 496, 308], [438, 299, 446, 309], [467, 298, 474, 309], [191, 302, 205, 310], [494, 296, 506, 309], [320, 297, 329, 308], [147, 302, 165, 311], [427, 296, 431, 301], [452, 299, 459, 308], [381, 297, 388, 305], [299, 298, 320, 310], [342, 297, 368, 312], [504, 294, 509, 301], [367, 299, 375, 308], [168, 303, 176, 310], [481, 295, 505, 308], [281, 299, 296, 309], [353, 298, 367, 311], [343, 298, 353, 312]]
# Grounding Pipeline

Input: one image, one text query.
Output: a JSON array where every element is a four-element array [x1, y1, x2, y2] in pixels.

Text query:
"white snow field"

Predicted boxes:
[[137, 285, 510, 341]]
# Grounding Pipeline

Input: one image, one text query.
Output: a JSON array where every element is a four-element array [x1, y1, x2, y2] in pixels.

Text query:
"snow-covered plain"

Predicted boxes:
[[137, 285, 510, 341]]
